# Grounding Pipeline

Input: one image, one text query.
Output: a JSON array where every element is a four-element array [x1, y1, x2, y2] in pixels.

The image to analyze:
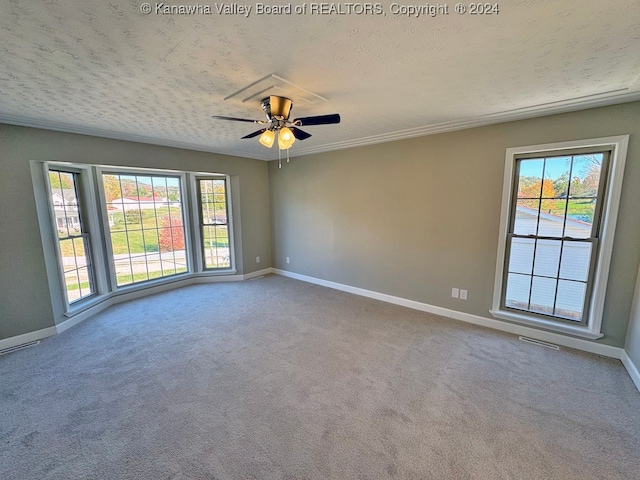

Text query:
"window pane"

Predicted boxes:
[[559, 242, 591, 282], [555, 280, 586, 321], [117, 272, 134, 286], [59, 239, 76, 272], [162, 259, 176, 275], [103, 173, 187, 287], [124, 209, 142, 228], [533, 239, 561, 278], [77, 267, 91, 298], [513, 200, 539, 235], [119, 175, 138, 200], [508, 238, 534, 274], [103, 174, 122, 203], [570, 154, 602, 198], [203, 225, 229, 269], [127, 230, 145, 255], [529, 276, 557, 316], [170, 206, 183, 225], [110, 232, 129, 255], [143, 229, 159, 253], [107, 208, 125, 232], [143, 253, 160, 276], [65, 272, 80, 303], [564, 199, 595, 238], [537, 203, 565, 237], [542, 156, 571, 198], [135, 176, 153, 200], [505, 273, 531, 309], [517, 159, 543, 197]]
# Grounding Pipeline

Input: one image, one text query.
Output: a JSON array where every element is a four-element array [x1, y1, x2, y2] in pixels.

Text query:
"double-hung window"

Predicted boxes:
[[492, 136, 628, 338], [47, 168, 96, 304], [197, 178, 231, 270]]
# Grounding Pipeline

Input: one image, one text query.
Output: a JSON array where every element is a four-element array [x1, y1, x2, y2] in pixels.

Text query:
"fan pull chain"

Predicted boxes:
[[277, 147, 290, 169]]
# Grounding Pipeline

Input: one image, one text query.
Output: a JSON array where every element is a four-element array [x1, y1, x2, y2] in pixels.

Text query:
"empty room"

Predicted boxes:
[[1, 1, 640, 478]]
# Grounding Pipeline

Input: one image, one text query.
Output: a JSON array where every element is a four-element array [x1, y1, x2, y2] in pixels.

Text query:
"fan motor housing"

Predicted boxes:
[[262, 96, 293, 120]]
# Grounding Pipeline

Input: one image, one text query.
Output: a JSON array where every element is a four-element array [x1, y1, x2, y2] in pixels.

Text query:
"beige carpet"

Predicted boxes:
[[1, 274, 639, 479]]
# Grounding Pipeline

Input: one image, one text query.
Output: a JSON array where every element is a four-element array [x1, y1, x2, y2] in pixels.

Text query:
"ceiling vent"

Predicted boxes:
[[224, 73, 328, 106]]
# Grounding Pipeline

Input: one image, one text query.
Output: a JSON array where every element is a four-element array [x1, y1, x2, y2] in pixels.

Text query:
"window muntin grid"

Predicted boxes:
[[502, 151, 609, 323], [48, 170, 96, 304], [197, 178, 231, 269], [102, 173, 188, 286]]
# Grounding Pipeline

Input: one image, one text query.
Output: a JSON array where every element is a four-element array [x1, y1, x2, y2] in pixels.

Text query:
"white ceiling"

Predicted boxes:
[[1, 0, 639, 160]]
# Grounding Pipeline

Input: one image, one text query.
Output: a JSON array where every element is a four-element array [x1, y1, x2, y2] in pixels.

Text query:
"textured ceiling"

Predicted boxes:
[[1, 0, 639, 160]]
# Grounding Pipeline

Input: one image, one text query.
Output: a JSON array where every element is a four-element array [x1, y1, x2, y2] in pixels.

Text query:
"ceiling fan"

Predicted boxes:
[[212, 95, 341, 151]]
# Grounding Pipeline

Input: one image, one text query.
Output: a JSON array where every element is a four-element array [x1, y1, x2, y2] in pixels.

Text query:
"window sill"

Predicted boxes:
[[194, 269, 237, 276], [62, 270, 242, 320], [64, 293, 110, 318], [489, 309, 604, 340]]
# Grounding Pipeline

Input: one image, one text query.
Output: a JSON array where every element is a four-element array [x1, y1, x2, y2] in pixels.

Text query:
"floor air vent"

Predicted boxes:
[[0, 341, 40, 356], [518, 336, 560, 350]]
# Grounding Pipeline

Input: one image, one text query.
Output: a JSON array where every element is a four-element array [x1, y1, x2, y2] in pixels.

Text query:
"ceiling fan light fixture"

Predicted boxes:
[[259, 129, 276, 148], [278, 126, 295, 149], [212, 95, 340, 156]]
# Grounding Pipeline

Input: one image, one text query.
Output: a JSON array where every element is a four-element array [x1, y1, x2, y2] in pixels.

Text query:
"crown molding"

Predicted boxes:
[[288, 89, 640, 159], [0, 114, 273, 161], [2, 89, 640, 163]]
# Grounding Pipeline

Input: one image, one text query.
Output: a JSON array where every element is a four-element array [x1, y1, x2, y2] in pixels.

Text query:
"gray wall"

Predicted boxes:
[[625, 263, 640, 368], [270, 101, 640, 348], [0, 125, 271, 340]]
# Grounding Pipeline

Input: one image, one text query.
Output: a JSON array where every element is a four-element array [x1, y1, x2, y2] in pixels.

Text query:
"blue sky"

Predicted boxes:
[[519, 154, 602, 181]]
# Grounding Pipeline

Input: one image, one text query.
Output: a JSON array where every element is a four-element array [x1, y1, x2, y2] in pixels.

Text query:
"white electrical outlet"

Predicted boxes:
[[451, 288, 459, 298], [256, 256, 261, 263], [286, 257, 290, 264], [460, 289, 468, 300]]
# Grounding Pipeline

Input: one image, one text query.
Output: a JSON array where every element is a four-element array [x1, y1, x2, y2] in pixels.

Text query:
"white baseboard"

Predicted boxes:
[[192, 268, 272, 283], [243, 267, 273, 280], [0, 326, 57, 351], [273, 268, 624, 359], [4, 267, 631, 371], [621, 351, 640, 393]]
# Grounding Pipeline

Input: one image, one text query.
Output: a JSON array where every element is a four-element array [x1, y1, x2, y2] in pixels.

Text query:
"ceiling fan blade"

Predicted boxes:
[[293, 113, 341, 126], [291, 127, 312, 140], [241, 129, 267, 139], [212, 115, 264, 124]]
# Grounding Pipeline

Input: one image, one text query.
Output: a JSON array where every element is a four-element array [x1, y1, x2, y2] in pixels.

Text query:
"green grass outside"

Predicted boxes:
[[524, 198, 596, 222], [108, 208, 182, 254], [116, 267, 188, 286], [65, 268, 188, 291], [203, 225, 230, 249]]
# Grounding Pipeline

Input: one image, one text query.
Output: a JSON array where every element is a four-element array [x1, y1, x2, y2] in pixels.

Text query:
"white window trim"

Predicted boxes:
[[490, 135, 629, 339]]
